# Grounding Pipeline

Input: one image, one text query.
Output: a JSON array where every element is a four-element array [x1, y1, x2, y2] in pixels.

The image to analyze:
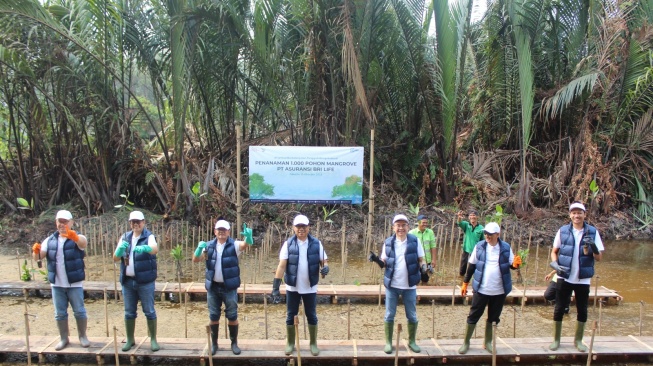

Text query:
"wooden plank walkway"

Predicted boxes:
[[0, 334, 652, 365], [0, 281, 623, 305]]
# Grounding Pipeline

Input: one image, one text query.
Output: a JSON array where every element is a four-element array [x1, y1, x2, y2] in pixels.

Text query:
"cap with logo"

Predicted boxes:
[[56, 210, 73, 220], [129, 211, 145, 221], [484, 222, 501, 234], [293, 215, 310, 226]]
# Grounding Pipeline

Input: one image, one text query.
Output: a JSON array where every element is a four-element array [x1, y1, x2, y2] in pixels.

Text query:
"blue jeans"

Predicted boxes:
[[286, 291, 317, 325], [384, 287, 417, 324], [122, 278, 156, 320], [52, 286, 87, 321], [207, 283, 238, 322]]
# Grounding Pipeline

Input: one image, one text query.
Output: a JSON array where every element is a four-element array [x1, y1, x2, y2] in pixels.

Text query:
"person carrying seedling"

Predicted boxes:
[[32, 210, 90, 351]]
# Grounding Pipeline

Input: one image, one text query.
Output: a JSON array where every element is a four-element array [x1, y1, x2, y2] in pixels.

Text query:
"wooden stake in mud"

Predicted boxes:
[[205, 325, 214, 366], [113, 326, 120, 366], [236, 123, 242, 236], [593, 275, 600, 312], [524, 229, 532, 280], [264, 293, 268, 339], [184, 291, 188, 338], [586, 320, 597, 366], [23, 289, 31, 366], [431, 299, 435, 338], [16, 249, 21, 279], [378, 282, 382, 308], [491, 322, 497, 366], [598, 300, 603, 335], [512, 306, 516, 338], [451, 270, 457, 306], [104, 289, 109, 336], [534, 241, 540, 286], [640, 300, 645, 336], [394, 323, 402, 366], [294, 315, 302, 366], [347, 299, 351, 340], [113, 260, 119, 302]]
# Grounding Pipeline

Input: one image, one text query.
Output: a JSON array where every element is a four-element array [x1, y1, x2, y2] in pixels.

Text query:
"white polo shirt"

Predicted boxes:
[[553, 227, 604, 285], [279, 239, 327, 294], [468, 242, 514, 296], [41, 236, 84, 288], [212, 239, 244, 283], [380, 236, 426, 290]]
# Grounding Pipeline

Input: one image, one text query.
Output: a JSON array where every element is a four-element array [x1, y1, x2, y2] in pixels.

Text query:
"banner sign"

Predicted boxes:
[[249, 146, 364, 204]]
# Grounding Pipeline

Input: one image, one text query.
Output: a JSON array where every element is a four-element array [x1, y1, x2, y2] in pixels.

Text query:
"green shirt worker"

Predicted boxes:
[[409, 214, 437, 284], [456, 209, 484, 276]]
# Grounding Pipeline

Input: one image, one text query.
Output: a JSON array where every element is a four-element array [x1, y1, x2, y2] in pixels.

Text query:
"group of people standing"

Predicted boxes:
[[31, 201, 603, 356]]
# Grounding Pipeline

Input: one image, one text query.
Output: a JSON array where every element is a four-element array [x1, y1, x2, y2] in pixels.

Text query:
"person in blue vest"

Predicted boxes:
[[193, 218, 251, 355], [113, 211, 159, 352], [458, 222, 521, 354], [549, 201, 604, 352], [32, 210, 89, 350], [271, 214, 329, 356], [369, 214, 427, 354]]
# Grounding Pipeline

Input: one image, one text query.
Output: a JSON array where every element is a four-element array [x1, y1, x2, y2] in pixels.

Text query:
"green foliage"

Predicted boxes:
[[589, 179, 600, 200], [331, 175, 363, 201], [250, 173, 275, 199], [407, 202, 420, 216], [190, 182, 207, 203], [114, 192, 134, 211], [20, 260, 31, 281], [633, 177, 653, 230], [488, 205, 504, 225], [321, 206, 337, 224], [17, 197, 33, 210], [170, 244, 184, 279], [517, 248, 529, 268]]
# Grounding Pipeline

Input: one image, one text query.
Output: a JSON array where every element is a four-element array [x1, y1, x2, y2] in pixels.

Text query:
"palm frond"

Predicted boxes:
[[541, 71, 600, 119]]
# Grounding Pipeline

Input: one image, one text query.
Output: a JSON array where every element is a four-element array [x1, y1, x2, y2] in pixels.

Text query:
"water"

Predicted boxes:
[[594, 240, 653, 304]]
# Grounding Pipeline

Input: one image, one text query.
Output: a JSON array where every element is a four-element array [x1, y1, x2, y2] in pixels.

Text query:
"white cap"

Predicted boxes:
[[293, 215, 310, 226], [56, 210, 73, 220], [215, 220, 231, 230], [569, 202, 586, 212], [484, 222, 501, 234], [392, 214, 409, 224], [129, 211, 145, 221]]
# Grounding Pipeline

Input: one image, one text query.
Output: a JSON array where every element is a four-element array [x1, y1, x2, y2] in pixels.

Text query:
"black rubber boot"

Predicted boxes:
[[484, 321, 493, 353], [210, 324, 219, 355], [229, 324, 241, 355]]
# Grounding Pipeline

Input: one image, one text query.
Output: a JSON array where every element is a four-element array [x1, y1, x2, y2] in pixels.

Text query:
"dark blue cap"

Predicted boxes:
[[417, 215, 427, 221]]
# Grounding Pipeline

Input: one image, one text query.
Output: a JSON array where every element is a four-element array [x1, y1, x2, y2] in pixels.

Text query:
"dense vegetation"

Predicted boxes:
[[0, 0, 651, 226]]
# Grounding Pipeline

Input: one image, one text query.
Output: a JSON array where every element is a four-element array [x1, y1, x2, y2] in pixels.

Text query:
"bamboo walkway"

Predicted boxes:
[[0, 281, 623, 305], [0, 334, 652, 365]]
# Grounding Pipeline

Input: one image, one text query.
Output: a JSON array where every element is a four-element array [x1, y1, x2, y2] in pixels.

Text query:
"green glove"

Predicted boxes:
[[194, 241, 207, 257], [241, 224, 253, 245], [114, 241, 129, 257], [133, 245, 152, 254]]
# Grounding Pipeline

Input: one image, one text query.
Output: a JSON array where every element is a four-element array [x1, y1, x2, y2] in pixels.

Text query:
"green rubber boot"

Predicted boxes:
[[458, 323, 476, 354], [122, 319, 136, 352], [147, 319, 160, 352], [54, 320, 69, 351], [384, 322, 394, 354], [285, 325, 295, 355], [574, 321, 587, 352], [484, 322, 493, 353], [407, 322, 420, 353], [308, 324, 319, 356], [549, 321, 562, 351]]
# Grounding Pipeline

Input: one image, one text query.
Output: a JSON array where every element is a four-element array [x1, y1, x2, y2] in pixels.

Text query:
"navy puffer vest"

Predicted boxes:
[[119, 228, 157, 284], [471, 239, 512, 295], [285, 235, 321, 287], [557, 223, 597, 279], [383, 234, 421, 288], [46, 232, 85, 285], [204, 237, 241, 290]]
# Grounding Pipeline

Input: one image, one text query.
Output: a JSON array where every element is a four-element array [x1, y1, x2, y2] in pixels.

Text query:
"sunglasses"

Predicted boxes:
[[129, 220, 144, 225], [483, 231, 498, 236]]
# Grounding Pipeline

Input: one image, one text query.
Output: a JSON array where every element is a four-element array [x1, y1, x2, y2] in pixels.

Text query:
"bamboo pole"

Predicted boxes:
[[23, 289, 31, 366], [295, 315, 302, 366], [394, 323, 402, 366], [513, 306, 516, 338], [586, 320, 597, 366], [491, 322, 497, 366], [184, 291, 188, 338], [448, 219, 456, 270], [366, 129, 375, 283], [347, 299, 351, 340], [640, 301, 644, 336], [431, 299, 435, 339], [113, 326, 120, 366], [113, 258, 119, 302], [236, 123, 242, 238], [524, 229, 532, 281], [593, 275, 600, 311], [534, 241, 540, 286], [16, 249, 20, 279], [598, 300, 603, 335], [264, 293, 268, 339], [104, 289, 109, 336], [205, 325, 214, 366], [342, 220, 347, 284]]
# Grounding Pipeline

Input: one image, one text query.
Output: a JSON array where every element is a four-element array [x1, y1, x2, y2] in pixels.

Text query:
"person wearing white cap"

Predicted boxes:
[[368, 214, 426, 354], [271, 214, 329, 356], [32, 210, 89, 350], [193, 217, 252, 355], [458, 221, 521, 354], [549, 201, 604, 352], [112, 211, 160, 352]]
